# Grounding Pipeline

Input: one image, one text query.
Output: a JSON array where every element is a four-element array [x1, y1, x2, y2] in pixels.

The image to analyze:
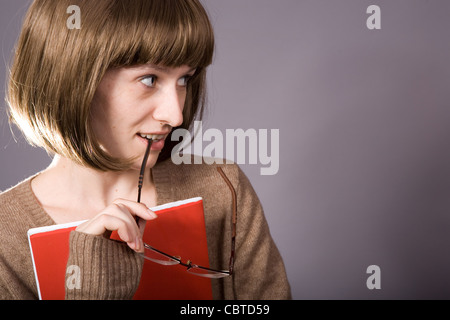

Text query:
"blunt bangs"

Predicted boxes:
[[107, 0, 214, 69]]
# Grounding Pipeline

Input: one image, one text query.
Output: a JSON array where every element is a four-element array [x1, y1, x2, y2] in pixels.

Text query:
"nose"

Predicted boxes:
[[152, 85, 184, 128]]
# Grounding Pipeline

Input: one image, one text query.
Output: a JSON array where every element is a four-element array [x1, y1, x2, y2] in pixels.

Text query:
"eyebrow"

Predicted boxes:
[[136, 64, 197, 74]]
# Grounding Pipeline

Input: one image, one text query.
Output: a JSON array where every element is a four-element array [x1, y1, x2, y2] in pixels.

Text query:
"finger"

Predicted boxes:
[[107, 203, 144, 251], [77, 204, 140, 247], [105, 203, 148, 253], [75, 200, 155, 253], [110, 202, 150, 244], [112, 199, 158, 221], [96, 213, 142, 252], [76, 213, 134, 242], [138, 218, 147, 235]]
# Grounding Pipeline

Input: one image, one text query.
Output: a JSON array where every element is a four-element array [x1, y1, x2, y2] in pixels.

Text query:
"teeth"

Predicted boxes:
[[139, 133, 164, 141]]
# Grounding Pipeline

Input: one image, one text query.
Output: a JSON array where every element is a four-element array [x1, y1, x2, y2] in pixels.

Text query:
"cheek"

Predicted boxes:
[[90, 100, 125, 146], [91, 89, 136, 129], [90, 100, 107, 134]]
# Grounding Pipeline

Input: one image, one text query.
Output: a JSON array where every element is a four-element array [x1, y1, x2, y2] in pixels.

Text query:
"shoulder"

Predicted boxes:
[[0, 178, 34, 254], [0, 177, 43, 299], [0, 178, 34, 239], [0, 175, 53, 234], [0, 178, 32, 220]]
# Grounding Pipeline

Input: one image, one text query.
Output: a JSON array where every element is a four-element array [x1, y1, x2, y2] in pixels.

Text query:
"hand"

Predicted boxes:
[[75, 199, 157, 253]]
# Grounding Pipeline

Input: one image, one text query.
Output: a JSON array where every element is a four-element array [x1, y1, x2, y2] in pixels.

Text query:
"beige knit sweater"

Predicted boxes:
[[0, 158, 291, 299]]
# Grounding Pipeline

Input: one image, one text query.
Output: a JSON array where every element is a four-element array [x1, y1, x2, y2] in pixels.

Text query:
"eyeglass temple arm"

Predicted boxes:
[[137, 138, 153, 204], [134, 138, 153, 226], [217, 167, 237, 275]]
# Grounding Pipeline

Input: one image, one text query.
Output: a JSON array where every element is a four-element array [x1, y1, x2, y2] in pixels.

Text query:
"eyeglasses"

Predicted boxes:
[[136, 139, 236, 278]]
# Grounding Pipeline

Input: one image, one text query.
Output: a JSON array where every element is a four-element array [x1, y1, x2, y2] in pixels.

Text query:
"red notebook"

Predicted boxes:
[[27, 197, 213, 300]]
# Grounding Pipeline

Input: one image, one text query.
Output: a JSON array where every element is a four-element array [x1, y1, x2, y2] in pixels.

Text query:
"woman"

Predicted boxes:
[[0, 0, 291, 299]]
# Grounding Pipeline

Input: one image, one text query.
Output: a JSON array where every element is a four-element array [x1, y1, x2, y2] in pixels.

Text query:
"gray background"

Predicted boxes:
[[2, 0, 450, 299]]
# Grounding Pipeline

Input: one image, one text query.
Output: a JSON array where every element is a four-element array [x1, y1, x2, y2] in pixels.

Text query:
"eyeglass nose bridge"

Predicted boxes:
[[161, 254, 198, 271], [178, 259, 194, 270]]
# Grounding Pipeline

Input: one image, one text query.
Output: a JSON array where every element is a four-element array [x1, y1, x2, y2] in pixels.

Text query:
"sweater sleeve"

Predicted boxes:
[[230, 166, 292, 299], [65, 231, 144, 300]]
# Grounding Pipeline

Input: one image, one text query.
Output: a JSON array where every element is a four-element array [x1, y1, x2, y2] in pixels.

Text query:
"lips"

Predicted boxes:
[[137, 132, 169, 151], [138, 133, 165, 141]]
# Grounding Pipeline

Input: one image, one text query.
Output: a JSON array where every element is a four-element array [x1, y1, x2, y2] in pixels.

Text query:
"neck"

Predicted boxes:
[[32, 155, 155, 222]]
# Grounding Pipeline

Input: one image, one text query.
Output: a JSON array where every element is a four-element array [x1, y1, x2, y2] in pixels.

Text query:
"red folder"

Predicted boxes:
[[27, 197, 213, 300]]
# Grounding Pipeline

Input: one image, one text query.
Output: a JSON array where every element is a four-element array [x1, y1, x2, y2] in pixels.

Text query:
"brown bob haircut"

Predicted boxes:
[[7, 0, 214, 171]]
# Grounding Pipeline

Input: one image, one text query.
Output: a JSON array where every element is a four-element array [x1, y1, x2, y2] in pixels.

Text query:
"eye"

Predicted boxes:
[[177, 75, 192, 87], [140, 75, 156, 87]]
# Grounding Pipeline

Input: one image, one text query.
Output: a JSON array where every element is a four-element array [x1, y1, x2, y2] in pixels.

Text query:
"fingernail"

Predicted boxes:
[[147, 208, 158, 219], [135, 236, 141, 252]]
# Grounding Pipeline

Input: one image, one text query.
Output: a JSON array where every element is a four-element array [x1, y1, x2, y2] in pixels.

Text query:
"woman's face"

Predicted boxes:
[[90, 64, 196, 169]]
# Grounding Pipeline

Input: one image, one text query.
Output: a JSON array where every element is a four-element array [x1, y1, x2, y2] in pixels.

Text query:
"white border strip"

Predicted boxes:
[[150, 196, 202, 212]]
